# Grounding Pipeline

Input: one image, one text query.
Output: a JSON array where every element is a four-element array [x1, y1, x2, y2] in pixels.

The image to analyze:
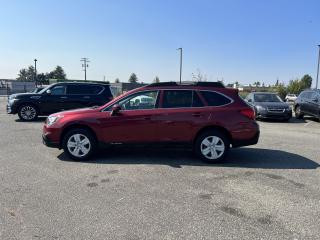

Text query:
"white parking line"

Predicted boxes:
[[304, 121, 312, 127]]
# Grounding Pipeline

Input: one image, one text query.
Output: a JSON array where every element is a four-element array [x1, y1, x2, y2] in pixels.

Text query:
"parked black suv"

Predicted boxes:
[[294, 89, 320, 120], [7, 82, 113, 121]]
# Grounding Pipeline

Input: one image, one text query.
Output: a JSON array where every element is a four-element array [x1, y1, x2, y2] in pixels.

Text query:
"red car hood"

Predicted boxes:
[[53, 107, 101, 116]]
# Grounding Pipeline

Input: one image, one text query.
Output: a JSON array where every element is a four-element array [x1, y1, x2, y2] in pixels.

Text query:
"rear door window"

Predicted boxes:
[[200, 91, 232, 106], [67, 85, 103, 95], [162, 90, 204, 108], [192, 91, 204, 107]]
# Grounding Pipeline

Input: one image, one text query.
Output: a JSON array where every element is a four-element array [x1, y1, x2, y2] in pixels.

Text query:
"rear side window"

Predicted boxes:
[[67, 85, 103, 95], [200, 91, 232, 106], [162, 90, 204, 108]]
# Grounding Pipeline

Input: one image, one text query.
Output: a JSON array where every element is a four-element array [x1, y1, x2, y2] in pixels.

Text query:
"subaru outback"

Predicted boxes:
[[42, 82, 259, 163]]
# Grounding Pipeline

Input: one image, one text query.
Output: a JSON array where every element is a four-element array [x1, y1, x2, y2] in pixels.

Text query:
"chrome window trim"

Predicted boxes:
[[102, 88, 234, 112]]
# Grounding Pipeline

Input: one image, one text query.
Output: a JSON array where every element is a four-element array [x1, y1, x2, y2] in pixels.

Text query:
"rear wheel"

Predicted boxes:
[[295, 105, 303, 119], [62, 128, 97, 161], [194, 130, 229, 163], [18, 104, 38, 121]]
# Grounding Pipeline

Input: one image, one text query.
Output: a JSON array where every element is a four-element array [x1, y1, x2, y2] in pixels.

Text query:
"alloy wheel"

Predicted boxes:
[[67, 134, 91, 158], [20, 106, 37, 120], [200, 136, 225, 160]]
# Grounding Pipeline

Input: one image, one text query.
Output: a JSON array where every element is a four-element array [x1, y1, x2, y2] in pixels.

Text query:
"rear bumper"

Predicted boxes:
[[232, 130, 260, 148]]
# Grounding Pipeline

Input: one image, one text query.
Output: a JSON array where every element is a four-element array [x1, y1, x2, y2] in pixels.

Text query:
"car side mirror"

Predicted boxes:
[[247, 99, 252, 103], [111, 104, 121, 116], [46, 89, 51, 95]]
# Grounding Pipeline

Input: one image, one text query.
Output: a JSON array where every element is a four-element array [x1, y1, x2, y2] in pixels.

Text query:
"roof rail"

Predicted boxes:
[[148, 81, 225, 88]]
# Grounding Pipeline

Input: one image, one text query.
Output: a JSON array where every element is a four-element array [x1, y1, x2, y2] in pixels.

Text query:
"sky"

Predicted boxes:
[[0, 0, 319, 86]]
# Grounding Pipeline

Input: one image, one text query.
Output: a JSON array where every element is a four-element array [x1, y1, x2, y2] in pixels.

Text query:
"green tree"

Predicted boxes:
[[276, 83, 287, 100], [128, 73, 138, 83], [153, 76, 160, 83], [37, 73, 49, 85], [48, 66, 66, 79], [300, 74, 312, 90], [114, 78, 120, 83], [253, 81, 261, 87], [17, 66, 35, 81]]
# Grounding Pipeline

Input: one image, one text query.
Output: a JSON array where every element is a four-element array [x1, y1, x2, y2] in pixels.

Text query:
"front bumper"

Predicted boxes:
[[6, 104, 18, 114], [256, 110, 292, 120], [42, 134, 60, 148], [42, 124, 61, 148]]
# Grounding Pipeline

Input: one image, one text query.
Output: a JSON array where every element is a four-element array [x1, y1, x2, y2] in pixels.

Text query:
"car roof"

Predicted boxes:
[[146, 81, 225, 88], [52, 81, 110, 86], [252, 92, 278, 95]]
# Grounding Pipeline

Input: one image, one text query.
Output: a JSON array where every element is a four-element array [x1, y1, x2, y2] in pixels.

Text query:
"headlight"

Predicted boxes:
[[8, 94, 16, 100], [46, 114, 64, 126], [8, 98, 18, 105], [256, 106, 266, 111]]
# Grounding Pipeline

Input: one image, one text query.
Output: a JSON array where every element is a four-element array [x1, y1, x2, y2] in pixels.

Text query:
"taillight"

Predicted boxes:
[[240, 108, 255, 120]]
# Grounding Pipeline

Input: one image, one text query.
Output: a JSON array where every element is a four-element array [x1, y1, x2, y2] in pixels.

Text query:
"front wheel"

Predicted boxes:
[[62, 128, 97, 161], [194, 130, 230, 163], [18, 104, 38, 121], [295, 106, 303, 119]]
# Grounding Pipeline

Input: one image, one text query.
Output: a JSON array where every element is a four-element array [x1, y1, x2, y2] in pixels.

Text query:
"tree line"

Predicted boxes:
[[276, 74, 312, 99], [17, 65, 67, 84]]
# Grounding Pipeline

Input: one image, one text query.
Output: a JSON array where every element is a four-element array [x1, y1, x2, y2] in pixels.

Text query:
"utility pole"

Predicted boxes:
[[80, 58, 90, 81], [177, 48, 182, 84], [34, 59, 37, 86], [316, 45, 320, 89]]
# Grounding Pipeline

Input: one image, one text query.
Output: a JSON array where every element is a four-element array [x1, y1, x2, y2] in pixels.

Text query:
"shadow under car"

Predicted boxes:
[[58, 147, 319, 170]]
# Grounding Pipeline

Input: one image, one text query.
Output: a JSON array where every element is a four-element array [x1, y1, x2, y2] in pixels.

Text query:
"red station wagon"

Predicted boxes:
[[42, 82, 260, 163]]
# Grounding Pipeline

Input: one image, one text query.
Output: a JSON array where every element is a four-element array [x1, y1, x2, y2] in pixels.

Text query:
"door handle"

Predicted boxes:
[[60, 96, 68, 99], [83, 96, 90, 99], [192, 113, 202, 117]]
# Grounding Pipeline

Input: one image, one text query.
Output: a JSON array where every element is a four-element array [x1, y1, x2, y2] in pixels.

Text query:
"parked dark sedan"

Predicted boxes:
[[245, 92, 292, 121], [294, 89, 320, 120]]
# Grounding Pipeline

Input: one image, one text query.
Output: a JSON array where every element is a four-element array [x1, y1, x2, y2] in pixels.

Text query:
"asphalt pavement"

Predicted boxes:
[[0, 97, 319, 240]]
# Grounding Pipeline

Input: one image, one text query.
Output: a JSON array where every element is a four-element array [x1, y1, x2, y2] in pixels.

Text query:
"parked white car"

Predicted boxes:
[[285, 94, 297, 102]]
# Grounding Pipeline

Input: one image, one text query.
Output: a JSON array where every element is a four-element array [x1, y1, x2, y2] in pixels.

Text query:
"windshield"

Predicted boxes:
[[254, 93, 282, 102], [38, 85, 53, 94]]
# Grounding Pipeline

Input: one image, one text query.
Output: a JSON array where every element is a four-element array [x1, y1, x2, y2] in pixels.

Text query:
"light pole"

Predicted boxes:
[[81, 58, 90, 81], [316, 45, 320, 89], [177, 48, 182, 84], [34, 59, 37, 86]]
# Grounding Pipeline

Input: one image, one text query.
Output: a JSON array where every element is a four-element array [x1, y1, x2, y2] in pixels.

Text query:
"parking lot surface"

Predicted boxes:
[[0, 97, 319, 240]]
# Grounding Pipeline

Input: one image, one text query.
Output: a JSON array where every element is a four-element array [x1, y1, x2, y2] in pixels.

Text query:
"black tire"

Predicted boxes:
[[62, 128, 97, 161], [18, 104, 38, 121], [194, 130, 230, 163], [295, 105, 303, 119]]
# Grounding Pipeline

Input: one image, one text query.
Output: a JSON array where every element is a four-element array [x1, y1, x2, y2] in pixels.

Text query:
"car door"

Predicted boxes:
[[308, 92, 320, 116], [152, 90, 207, 142], [300, 91, 311, 114], [66, 84, 97, 109], [40, 84, 67, 114], [99, 90, 160, 143]]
